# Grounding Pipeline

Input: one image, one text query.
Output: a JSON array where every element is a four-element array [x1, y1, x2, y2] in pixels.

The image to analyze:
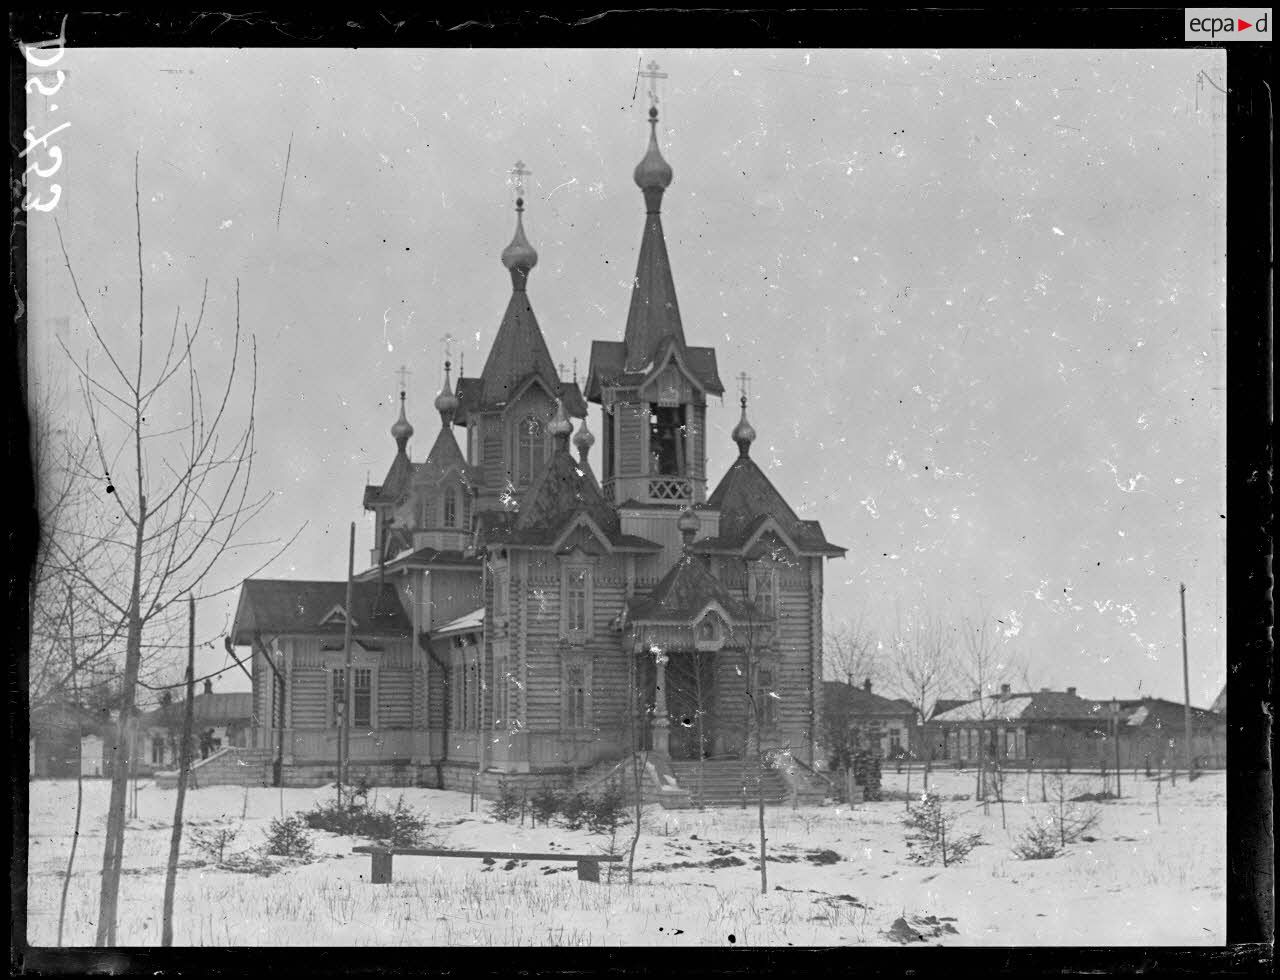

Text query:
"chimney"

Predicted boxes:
[[1000, 683, 1011, 697], [203, 678, 213, 697], [1066, 686, 1077, 697]]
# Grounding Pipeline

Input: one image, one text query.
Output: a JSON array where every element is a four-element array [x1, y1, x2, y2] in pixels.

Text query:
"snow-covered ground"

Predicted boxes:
[[24, 768, 1225, 946]]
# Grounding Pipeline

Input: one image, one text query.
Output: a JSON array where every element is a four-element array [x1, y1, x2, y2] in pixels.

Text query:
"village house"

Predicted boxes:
[[822, 679, 916, 768], [227, 95, 846, 803], [930, 686, 1117, 769], [135, 680, 255, 776], [1118, 696, 1226, 772], [28, 701, 111, 779]]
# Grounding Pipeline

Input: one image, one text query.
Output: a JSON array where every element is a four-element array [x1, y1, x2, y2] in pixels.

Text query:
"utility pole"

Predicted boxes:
[[340, 522, 356, 801], [1180, 583, 1194, 780]]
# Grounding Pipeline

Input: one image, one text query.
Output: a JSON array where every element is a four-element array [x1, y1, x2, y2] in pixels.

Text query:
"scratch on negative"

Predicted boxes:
[[276, 131, 294, 231]]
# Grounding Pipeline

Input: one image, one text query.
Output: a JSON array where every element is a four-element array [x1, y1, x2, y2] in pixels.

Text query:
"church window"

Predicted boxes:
[[563, 659, 590, 729], [758, 668, 776, 727], [561, 566, 593, 639], [601, 409, 614, 481], [332, 667, 374, 729], [516, 414, 547, 486], [748, 564, 778, 619], [648, 404, 687, 476], [493, 641, 511, 729], [151, 737, 166, 766], [443, 488, 457, 527]]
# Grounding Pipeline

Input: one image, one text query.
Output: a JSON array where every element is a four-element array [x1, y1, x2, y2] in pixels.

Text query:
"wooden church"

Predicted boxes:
[[231, 84, 846, 804]]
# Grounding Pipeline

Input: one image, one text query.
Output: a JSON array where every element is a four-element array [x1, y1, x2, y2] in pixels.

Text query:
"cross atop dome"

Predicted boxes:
[[639, 59, 668, 111]]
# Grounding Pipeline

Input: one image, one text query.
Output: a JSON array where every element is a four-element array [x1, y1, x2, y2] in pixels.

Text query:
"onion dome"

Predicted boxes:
[[390, 390, 413, 453], [633, 107, 673, 212], [434, 360, 459, 425], [677, 506, 700, 545], [731, 395, 756, 458], [573, 413, 595, 461], [500, 198, 538, 290], [548, 396, 573, 448]]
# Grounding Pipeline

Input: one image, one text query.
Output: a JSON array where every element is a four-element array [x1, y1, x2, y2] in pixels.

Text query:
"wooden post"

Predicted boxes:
[[370, 849, 393, 884], [1179, 583, 1195, 780], [341, 523, 356, 802]]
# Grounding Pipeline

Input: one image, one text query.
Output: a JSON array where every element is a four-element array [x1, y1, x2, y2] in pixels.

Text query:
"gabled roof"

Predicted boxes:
[[823, 681, 916, 719], [584, 340, 723, 401], [699, 455, 846, 557], [627, 553, 756, 623], [232, 579, 411, 645]]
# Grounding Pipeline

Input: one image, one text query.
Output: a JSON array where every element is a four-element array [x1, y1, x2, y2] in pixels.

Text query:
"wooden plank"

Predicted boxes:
[[352, 846, 620, 862]]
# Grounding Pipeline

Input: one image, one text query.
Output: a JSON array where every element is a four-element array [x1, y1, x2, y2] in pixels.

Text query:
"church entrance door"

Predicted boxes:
[[664, 652, 717, 761]]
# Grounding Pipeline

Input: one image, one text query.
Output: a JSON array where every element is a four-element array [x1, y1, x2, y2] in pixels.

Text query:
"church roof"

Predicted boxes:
[[585, 339, 723, 400], [357, 545, 480, 580], [416, 425, 475, 487], [622, 208, 684, 372], [699, 456, 846, 557], [232, 579, 411, 645], [363, 450, 413, 510], [627, 553, 756, 623], [452, 286, 588, 422], [477, 446, 660, 553]]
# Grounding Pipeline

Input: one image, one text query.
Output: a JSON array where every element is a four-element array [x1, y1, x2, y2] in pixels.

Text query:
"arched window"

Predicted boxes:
[[516, 415, 546, 486]]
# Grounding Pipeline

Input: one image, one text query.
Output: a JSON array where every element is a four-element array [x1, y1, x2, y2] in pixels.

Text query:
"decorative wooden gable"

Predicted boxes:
[[640, 350, 702, 406], [318, 604, 357, 628], [742, 522, 802, 566], [553, 517, 610, 557]]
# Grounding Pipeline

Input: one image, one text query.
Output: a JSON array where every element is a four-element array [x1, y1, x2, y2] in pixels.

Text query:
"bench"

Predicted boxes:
[[351, 846, 623, 883]]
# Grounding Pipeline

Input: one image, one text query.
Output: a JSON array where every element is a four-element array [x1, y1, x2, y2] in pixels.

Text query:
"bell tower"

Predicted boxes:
[[584, 64, 724, 510]]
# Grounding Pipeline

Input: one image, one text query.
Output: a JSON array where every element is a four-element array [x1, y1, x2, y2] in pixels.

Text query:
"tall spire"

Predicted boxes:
[[501, 161, 538, 291], [624, 70, 685, 374]]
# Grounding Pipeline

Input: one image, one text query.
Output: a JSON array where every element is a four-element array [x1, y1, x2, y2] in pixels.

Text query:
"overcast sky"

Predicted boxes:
[[27, 47, 1226, 706]]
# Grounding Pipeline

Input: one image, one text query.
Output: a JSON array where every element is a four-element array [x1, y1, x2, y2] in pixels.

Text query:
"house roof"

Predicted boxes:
[[1118, 697, 1220, 729], [822, 680, 915, 719], [932, 690, 1115, 724], [699, 455, 846, 557], [627, 553, 756, 623], [140, 692, 254, 728], [232, 579, 412, 645]]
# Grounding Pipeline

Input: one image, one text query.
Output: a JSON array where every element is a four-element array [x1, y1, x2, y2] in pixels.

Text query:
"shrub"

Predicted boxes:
[[586, 779, 630, 835], [490, 780, 522, 823], [265, 815, 315, 860], [188, 824, 240, 865], [530, 785, 561, 827], [902, 792, 983, 867], [303, 793, 432, 846], [558, 790, 593, 831], [1012, 819, 1061, 860]]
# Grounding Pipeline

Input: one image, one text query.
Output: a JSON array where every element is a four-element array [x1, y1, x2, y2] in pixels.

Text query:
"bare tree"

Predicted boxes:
[[825, 616, 879, 689], [886, 609, 955, 799], [51, 155, 296, 947], [956, 606, 1023, 812]]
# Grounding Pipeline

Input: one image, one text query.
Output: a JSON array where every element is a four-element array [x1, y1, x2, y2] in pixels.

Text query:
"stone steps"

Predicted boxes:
[[667, 762, 792, 806]]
